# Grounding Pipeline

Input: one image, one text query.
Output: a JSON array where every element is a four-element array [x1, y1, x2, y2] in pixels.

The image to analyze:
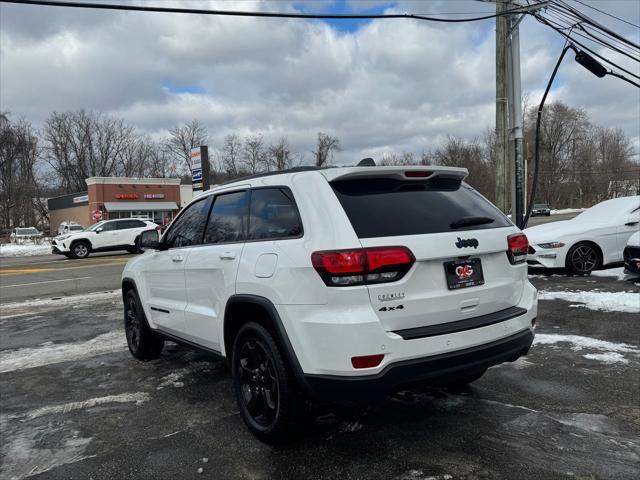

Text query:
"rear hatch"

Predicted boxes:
[[328, 168, 525, 333]]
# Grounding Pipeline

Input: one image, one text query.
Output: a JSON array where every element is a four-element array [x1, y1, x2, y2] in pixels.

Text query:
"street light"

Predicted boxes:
[[521, 46, 639, 229]]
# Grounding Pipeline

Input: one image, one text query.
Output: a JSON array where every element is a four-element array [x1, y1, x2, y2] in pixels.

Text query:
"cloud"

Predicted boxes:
[[1, 0, 638, 164]]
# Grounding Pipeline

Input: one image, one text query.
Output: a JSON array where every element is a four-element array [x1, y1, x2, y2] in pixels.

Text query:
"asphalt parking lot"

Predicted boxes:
[[1, 270, 638, 480]]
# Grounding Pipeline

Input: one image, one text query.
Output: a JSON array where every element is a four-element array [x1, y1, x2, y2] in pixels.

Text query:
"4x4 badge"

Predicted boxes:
[[379, 305, 404, 312], [455, 237, 479, 249]]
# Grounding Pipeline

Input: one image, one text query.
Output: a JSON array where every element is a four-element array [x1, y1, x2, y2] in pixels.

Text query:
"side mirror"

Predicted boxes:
[[96, 227, 103, 233], [139, 229, 160, 251]]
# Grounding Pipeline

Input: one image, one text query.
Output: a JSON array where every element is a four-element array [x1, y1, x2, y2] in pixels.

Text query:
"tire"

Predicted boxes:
[[71, 241, 91, 259], [546, 212, 551, 216], [124, 290, 164, 360], [566, 242, 601, 275], [445, 369, 487, 391], [64, 253, 73, 259], [127, 237, 141, 254], [231, 322, 304, 442]]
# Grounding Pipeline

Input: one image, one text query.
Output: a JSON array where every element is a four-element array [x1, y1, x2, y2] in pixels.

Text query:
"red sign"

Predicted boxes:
[[93, 210, 103, 221], [116, 193, 138, 199]]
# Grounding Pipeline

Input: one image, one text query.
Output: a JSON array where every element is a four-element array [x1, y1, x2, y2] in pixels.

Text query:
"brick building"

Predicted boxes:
[[48, 177, 191, 231]]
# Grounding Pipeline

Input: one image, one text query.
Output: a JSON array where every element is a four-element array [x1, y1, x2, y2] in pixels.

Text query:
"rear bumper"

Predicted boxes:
[[299, 329, 534, 401]]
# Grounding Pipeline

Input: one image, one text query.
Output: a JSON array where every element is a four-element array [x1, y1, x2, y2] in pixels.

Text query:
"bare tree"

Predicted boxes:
[[242, 134, 266, 174], [313, 132, 341, 167], [42, 110, 134, 191], [0, 113, 40, 228], [220, 134, 243, 178], [166, 119, 208, 173], [267, 136, 295, 171]]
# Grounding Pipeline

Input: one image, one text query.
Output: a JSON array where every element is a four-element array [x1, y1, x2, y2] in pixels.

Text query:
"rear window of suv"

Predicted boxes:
[[330, 177, 511, 238]]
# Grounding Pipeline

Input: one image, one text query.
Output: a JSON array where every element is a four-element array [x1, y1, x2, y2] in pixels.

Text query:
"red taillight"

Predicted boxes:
[[405, 170, 430, 178], [351, 354, 384, 369], [311, 246, 415, 286], [507, 233, 528, 264]]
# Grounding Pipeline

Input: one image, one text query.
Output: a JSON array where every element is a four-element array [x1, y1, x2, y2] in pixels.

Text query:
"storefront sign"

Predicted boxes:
[[191, 147, 202, 170], [73, 194, 88, 204], [115, 193, 138, 199], [192, 169, 202, 182], [144, 193, 165, 199]]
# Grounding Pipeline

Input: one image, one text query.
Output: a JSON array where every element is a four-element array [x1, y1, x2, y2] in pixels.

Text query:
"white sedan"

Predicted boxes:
[[525, 196, 640, 275]]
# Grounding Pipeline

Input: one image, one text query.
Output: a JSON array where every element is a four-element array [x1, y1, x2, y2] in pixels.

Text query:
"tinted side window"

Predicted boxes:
[[331, 178, 510, 238], [164, 197, 211, 248], [248, 188, 302, 240], [203, 191, 249, 244], [123, 220, 146, 229], [101, 221, 117, 232]]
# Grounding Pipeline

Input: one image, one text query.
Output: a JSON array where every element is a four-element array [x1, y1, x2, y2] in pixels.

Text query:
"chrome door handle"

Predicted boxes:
[[171, 254, 184, 262], [219, 252, 236, 260]]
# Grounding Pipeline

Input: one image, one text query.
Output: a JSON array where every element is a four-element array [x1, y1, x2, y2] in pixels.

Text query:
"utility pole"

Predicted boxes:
[[507, 10, 524, 228], [495, 0, 509, 215]]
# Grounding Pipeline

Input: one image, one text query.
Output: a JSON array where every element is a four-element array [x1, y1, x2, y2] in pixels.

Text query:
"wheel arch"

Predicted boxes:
[[122, 277, 138, 302], [69, 237, 92, 250], [223, 295, 303, 376]]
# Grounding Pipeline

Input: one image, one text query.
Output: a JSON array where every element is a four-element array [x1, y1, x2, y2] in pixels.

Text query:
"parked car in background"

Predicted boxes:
[[623, 231, 640, 276], [122, 165, 537, 441], [51, 218, 158, 258], [10, 227, 43, 244], [526, 196, 640, 275], [531, 203, 551, 217], [58, 221, 84, 236]]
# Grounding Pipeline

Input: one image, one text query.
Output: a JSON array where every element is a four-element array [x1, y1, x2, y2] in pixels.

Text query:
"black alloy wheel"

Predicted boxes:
[[123, 290, 164, 360], [232, 322, 304, 442], [567, 242, 600, 275], [237, 337, 280, 428]]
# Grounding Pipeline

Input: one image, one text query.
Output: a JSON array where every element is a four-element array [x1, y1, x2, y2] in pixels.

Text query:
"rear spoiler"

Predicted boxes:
[[320, 166, 468, 183]]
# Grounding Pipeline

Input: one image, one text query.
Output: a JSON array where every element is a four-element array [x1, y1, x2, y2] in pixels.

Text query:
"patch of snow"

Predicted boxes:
[[0, 242, 52, 257], [535, 334, 639, 353], [538, 290, 640, 313], [7, 393, 150, 420], [0, 330, 127, 373], [535, 333, 639, 365], [157, 370, 189, 390], [583, 352, 628, 364], [1, 290, 121, 316], [591, 267, 625, 280], [551, 208, 586, 215], [0, 422, 94, 480]]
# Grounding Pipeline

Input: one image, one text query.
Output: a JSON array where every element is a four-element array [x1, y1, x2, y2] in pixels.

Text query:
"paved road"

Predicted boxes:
[[526, 211, 578, 226], [0, 252, 136, 303], [1, 273, 638, 479]]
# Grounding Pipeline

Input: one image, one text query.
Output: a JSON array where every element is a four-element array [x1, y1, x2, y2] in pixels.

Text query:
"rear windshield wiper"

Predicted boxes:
[[450, 216, 495, 229]]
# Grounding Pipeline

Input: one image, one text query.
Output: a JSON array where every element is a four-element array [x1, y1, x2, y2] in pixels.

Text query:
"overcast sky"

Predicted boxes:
[[1, 0, 639, 164]]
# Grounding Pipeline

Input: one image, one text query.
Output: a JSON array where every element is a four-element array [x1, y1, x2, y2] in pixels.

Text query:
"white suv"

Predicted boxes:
[[122, 166, 537, 441], [52, 219, 157, 259]]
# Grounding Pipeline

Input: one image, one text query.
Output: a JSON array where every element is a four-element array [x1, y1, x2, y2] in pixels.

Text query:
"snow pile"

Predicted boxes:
[[0, 330, 127, 373], [0, 242, 52, 257], [1, 290, 121, 317], [591, 267, 625, 280], [10, 392, 150, 420], [550, 208, 586, 215], [538, 290, 639, 313], [534, 333, 639, 364]]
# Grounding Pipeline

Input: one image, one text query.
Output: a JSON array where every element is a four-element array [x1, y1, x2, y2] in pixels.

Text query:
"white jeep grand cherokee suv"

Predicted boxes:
[[122, 166, 537, 441], [52, 219, 157, 259]]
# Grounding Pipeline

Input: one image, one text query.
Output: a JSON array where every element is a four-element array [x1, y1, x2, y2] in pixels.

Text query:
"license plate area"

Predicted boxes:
[[444, 258, 484, 290]]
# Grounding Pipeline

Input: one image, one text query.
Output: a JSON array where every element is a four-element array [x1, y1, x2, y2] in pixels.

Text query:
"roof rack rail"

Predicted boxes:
[[221, 166, 327, 185]]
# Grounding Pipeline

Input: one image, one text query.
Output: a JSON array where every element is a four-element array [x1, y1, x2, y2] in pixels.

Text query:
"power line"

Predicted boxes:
[[533, 13, 640, 81], [0, 0, 538, 22], [567, 0, 640, 29]]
